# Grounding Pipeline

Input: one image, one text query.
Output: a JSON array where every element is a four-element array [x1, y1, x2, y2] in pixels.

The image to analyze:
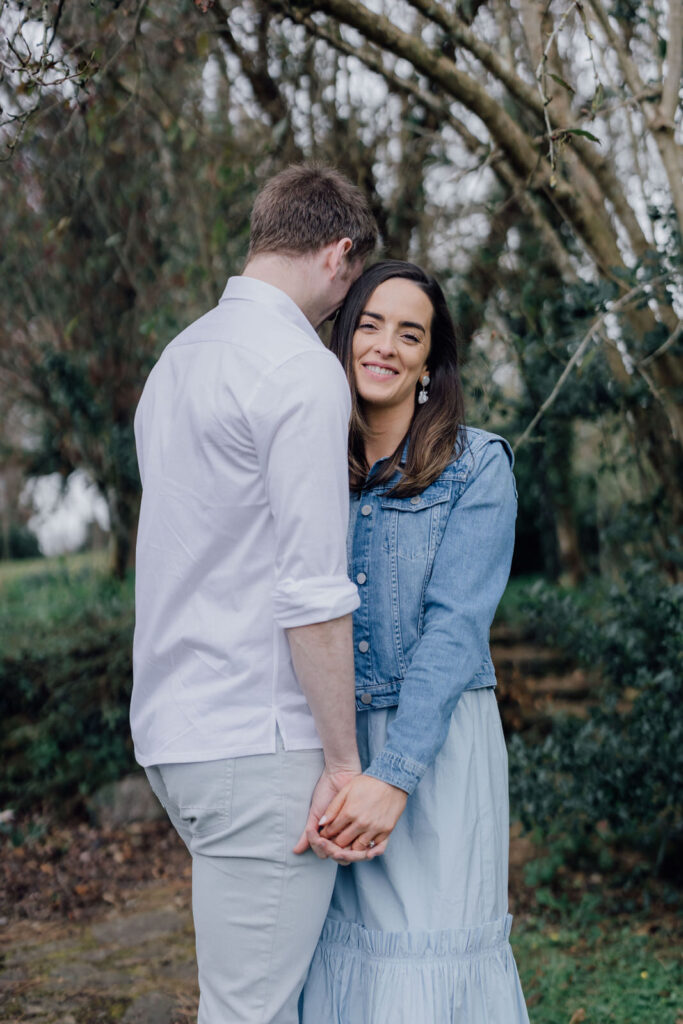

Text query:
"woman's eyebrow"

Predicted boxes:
[[360, 310, 426, 333]]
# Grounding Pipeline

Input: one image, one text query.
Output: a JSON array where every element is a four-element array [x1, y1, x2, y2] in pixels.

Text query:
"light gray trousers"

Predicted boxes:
[[145, 737, 337, 1024]]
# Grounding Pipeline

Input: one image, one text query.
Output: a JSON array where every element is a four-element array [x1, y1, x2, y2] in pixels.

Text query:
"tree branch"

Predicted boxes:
[[406, 0, 653, 258], [661, 0, 682, 124], [285, 6, 486, 150], [211, 0, 298, 139], [585, 0, 645, 96], [280, 0, 634, 279], [639, 320, 683, 370], [515, 274, 673, 450], [288, 4, 576, 281], [586, 0, 683, 234]]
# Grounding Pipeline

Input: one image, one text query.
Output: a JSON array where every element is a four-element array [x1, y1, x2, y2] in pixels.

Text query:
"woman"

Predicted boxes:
[[300, 261, 529, 1023]]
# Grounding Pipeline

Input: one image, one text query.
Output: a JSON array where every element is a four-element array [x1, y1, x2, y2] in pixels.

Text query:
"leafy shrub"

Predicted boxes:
[[0, 566, 135, 813], [509, 566, 683, 875], [6, 525, 42, 560]]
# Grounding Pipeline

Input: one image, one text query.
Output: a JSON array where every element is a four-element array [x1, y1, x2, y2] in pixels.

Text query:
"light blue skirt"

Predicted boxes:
[[300, 688, 530, 1023]]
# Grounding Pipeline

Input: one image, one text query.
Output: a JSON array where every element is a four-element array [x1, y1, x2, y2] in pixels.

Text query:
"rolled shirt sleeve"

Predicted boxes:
[[248, 349, 360, 628], [364, 439, 517, 794]]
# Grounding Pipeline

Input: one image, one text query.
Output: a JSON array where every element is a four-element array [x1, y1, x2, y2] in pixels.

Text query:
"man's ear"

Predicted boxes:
[[325, 237, 353, 279]]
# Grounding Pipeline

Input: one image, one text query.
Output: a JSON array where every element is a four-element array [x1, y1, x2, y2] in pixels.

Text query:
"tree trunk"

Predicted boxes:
[[107, 487, 139, 580]]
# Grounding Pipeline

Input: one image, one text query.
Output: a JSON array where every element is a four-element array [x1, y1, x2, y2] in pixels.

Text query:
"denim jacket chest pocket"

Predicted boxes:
[[380, 478, 457, 559]]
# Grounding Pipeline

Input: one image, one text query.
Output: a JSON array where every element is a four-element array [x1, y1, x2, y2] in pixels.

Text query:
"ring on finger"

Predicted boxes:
[[368, 839, 376, 849]]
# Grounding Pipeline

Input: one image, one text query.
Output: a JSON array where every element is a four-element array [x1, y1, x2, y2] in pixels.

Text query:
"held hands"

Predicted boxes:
[[318, 775, 408, 853], [293, 767, 387, 864]]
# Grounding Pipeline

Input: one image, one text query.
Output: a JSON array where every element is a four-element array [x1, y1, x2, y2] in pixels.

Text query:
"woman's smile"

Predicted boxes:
[[361, 362, 399, 379]]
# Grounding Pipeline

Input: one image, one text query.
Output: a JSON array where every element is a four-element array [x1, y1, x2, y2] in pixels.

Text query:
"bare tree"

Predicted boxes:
[[3, 0, 681, 574], [255, 0, 682, 521]]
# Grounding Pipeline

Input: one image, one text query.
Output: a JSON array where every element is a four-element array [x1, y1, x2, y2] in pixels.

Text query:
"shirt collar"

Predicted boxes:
[[220, 276, 321, 346], [365, 437, 409, 488], [400, 436, 409, 465]]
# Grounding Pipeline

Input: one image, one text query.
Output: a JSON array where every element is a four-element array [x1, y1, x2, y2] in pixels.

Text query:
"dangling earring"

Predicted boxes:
[[417, 372, 430, 405]]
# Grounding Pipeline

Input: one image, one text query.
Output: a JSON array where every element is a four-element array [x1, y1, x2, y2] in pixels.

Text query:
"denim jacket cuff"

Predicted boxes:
[[364, 750, 426, 796]]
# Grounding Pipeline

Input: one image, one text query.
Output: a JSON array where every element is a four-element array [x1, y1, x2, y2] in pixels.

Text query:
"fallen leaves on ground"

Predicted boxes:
[[1, 817, 190, 926]]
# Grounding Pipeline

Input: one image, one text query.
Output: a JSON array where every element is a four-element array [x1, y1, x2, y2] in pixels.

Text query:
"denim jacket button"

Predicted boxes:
[[410, 495, 421, 505], [360, 504, 372, 516], [358, 640, 370, 653], [356, 572, 367, 584], [360, 693, 373, 705]]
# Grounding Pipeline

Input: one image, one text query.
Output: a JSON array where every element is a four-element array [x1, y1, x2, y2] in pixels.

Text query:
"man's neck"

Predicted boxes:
[[242, 254, 319, 327]]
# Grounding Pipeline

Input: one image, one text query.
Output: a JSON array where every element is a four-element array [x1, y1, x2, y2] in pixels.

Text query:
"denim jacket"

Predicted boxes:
[[349, 426, 517, 795]]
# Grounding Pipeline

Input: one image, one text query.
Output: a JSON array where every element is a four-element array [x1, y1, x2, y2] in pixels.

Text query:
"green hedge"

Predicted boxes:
[[3, 560, 682, 882], [0, 566, 135, 813], [509, 567, 683, 876]]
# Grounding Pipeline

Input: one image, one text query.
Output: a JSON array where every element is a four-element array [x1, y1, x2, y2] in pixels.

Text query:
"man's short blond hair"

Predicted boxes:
[[247, 164, 377, 262]]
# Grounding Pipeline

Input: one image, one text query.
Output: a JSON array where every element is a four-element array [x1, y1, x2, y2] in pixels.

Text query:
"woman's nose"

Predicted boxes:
[[373, 332, 397, 357]]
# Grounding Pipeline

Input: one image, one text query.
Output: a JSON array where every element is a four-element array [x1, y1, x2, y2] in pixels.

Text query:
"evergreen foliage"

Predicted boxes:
[[510, 568, 683, 875], [0, 567, 135, 813]]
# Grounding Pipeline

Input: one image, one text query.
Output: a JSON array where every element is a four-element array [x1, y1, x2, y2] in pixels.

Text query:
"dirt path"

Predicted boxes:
[[1, 874, 197, 1024], [0, 818, 200, 1024], [0, 820, 541, 1024]]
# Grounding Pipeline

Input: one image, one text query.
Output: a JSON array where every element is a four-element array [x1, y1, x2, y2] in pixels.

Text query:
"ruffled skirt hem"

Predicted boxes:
[[300, 914, 530, 1024]]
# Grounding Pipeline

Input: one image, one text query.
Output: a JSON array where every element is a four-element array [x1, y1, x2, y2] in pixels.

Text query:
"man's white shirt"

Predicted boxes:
[[131, 276, 359, 767]]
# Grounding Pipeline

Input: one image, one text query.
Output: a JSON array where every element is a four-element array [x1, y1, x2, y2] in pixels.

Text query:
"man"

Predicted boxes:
[[131, 165, 378, 1023]]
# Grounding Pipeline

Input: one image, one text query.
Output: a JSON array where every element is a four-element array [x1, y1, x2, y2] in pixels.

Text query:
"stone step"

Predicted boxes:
[[491, 643, 573, 677], [498, 695, 592, 735], [489, 623, 535, 646], [526, 670, 592, 700]]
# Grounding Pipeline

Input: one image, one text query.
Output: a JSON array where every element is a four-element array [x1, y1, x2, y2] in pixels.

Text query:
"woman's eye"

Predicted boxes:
[[358, 321, 376, 330], [402, 334, 420, 344]]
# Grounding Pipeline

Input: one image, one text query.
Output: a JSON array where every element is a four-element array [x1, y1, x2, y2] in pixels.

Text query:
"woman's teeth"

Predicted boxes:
[[365, 365, 397, 376]]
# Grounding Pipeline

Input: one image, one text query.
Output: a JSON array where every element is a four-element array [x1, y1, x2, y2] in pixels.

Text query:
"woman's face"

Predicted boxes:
[[352, 278, 432, 414]]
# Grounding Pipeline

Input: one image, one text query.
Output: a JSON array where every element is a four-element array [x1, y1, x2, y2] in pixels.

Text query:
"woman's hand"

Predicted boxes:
[[317, 775, 408, 852], [293, 768, 388, 863]]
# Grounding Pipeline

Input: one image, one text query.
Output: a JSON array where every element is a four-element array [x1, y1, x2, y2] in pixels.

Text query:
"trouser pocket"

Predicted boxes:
[[152, 759, 235, 843]]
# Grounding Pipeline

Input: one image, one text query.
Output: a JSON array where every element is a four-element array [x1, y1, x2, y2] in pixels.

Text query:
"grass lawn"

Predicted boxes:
[[0, 550, 129, 657], [0, 548, 108, 585], [512, 912, 682, 1024]]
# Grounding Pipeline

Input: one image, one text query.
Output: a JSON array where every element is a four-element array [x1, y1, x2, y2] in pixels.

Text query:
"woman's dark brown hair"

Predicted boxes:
[[330, 259, 466, 497]]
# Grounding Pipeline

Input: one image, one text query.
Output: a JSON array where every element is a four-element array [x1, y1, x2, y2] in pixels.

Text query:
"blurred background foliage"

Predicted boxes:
[[0, 0, 681, 892]]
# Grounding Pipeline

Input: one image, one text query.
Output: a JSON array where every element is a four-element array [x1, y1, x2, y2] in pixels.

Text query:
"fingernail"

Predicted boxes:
[[318, 816, 327, 826]]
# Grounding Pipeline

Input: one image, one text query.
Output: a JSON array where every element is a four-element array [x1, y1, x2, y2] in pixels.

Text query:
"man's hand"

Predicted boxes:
[[317, 775, 408, 852], [293, 768, 387, 863]]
